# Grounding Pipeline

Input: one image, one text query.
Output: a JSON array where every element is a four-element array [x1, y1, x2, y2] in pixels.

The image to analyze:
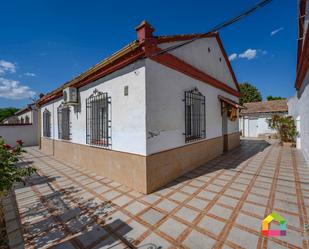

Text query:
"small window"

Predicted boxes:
[[25, 115, 30, 124], [43, 109, 51, 137], [184, 88, 206, 143], [86, 90, 110, 147], [124, 85, 129, 96], [20, 117, 24, 124], [57, 105, 71, 140]]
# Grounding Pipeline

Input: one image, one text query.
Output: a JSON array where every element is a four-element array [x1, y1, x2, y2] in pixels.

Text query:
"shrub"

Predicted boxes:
[[0, 139, 36, 193], [267, 115, 297, 144]]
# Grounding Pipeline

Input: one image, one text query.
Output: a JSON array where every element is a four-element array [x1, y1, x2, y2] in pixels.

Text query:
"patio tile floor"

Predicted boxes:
[[3, 139, 309, 248]]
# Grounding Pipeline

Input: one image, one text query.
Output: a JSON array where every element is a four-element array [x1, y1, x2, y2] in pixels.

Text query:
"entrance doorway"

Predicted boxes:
[[248, 118, 259, 137]]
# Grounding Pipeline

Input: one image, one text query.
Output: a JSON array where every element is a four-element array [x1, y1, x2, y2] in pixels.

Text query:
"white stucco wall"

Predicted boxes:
[[289, 70, 309, 164], [240, 116, 276, 138], [145, 59, 239, 155], [17, 110, 34, 124], [41, 60, 147, 155], [0, 124, 38, 146], [158, 37, 237, 91], [40, 37, 240, 157], [257, 117, 274, 134]]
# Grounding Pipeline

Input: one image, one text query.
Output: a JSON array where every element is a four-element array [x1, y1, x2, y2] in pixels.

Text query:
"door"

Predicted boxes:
[[249, 118, 259, 137]]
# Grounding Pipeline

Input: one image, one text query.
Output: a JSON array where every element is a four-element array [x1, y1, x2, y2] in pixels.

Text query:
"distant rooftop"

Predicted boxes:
[[240, 99, 288, 115]]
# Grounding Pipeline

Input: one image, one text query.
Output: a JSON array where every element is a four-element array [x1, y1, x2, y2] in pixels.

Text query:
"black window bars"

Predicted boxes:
[[57, 105, 71, 140], [184, 88, 206, 143], [86, 90, 111, 148], [43, 109, 51, 137], [25, 115, 30, 124]]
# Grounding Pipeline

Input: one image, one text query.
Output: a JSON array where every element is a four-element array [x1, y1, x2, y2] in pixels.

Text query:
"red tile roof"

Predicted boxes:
[[38, 21, 240, 106], [240, 100, 288, 115]]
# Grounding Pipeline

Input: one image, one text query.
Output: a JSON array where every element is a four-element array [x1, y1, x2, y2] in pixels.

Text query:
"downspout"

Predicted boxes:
[[38, 105, 42, 149], [52, 102, 55, 156]]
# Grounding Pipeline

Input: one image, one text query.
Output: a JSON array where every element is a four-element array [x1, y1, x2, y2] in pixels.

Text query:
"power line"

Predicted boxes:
[[151, 0, 274, 57]]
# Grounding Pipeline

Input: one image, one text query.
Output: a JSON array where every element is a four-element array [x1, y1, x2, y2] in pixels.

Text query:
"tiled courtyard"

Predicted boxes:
[[3, 139, 309, 249]]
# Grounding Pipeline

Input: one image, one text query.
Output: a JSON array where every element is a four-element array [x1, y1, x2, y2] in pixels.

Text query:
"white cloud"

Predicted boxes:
[[24, 72, 36, 77], [0, 60, 16, 75], [0, 77, 35, 100], [239, 49, 257, 60], [229, 49, 267, 61], [270, 27, 284, 36], [228, 53, 238, 61]]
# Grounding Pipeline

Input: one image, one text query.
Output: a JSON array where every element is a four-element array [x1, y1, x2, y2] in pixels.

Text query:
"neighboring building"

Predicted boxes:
[[288, 0, 309, 163], [14, 103, 38, 124], [1, 103, 37, 124], [0, 103, 39, 146], [2, 116, 19, 124], [240, 100, 288, 138], [37, 21, 242, 193]]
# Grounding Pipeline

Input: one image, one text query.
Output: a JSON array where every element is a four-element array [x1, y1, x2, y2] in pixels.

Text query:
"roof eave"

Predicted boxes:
[[38, 41, 144, 106]]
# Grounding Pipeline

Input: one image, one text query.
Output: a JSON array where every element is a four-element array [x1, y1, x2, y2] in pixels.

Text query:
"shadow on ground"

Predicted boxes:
[[13, 170, 164, 249]]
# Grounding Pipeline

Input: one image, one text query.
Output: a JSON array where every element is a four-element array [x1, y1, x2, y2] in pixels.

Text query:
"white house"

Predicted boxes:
[[2, 103, 37, 124], [38, 21, 242, 193], [239, 100, 288, 138], [15, 103, 38, 124], [2, 116, 19, 124], [288, 0, 309, 164]]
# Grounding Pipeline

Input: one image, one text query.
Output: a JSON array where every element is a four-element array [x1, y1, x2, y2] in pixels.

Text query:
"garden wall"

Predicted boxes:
[[0, 124, 38, 146]]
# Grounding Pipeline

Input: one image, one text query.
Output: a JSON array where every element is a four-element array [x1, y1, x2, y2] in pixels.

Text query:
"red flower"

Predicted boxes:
[[16, 140, 24, 146], [4, 144, 12, 150]]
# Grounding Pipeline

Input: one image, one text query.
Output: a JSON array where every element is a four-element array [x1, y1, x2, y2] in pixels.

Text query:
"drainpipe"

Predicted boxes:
[[52, 102, 55, 156], [38, 107, 41, 149]]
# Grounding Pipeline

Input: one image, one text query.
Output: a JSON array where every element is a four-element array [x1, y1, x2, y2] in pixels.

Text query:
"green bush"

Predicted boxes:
[[267, 115, 297, 144], [0, 139, 36, 193]]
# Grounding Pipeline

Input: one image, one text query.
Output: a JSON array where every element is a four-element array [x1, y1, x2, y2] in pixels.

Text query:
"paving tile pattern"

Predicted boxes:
[[4, 139, 309, 249]]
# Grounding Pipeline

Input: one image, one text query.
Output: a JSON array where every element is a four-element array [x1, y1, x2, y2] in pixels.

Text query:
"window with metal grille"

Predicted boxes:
[[184, 88, 206, 143], [57, 105, 71, 140], [43, 109, 51, 137], [25, 115, 30, 124], [86, 90, 110, 147]]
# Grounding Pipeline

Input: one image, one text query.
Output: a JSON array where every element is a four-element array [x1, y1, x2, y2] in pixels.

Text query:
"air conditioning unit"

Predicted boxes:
[[63, 87, 78, 105]]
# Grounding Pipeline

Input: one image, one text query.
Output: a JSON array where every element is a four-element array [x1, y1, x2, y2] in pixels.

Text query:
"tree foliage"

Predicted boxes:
[[239, 83, 262, 105], [266, 96, 286, 101], [0, 139, 36, 192], [267, 115, 297, 144], [0, 108, 19, 122]]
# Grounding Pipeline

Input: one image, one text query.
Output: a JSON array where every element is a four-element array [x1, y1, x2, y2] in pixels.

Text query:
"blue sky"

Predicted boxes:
[[0, 0, 297, 108]]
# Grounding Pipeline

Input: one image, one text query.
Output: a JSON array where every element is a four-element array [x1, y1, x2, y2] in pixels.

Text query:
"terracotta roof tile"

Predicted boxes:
[[240, 100, 288, 115]]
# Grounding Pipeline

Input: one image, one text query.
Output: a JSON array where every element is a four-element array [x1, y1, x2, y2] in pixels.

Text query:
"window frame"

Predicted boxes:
[[184, 88, 206, 143], [86, 90, 110, 148], [43, 109, 51, 138], [25, 115, 30, 124], [57, 105, 71, 140]]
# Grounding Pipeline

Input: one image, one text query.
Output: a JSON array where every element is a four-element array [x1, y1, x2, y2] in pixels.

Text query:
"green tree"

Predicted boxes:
[[0, 107, 19, 122], [266, 96, 286, 101], [267, 115, 297, 144], [239, 82, 262, 105]]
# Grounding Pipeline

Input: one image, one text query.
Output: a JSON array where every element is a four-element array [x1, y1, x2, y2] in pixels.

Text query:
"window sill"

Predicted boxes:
[[185, 136, 207, 143]]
